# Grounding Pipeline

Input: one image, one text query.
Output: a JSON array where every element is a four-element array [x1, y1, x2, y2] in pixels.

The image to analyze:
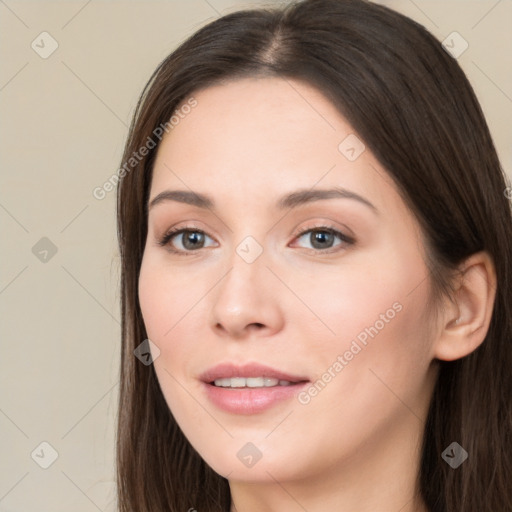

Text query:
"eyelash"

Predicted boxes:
[[157, 223, 355, 256]]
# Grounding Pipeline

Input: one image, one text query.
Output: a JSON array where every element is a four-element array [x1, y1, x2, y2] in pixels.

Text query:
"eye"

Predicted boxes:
[[292, 225, 354, 252], [157, 223, 355, 255], [157, 227, 216, 254]]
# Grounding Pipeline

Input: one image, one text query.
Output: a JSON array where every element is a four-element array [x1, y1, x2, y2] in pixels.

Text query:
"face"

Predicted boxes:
[[138, 77, 439, 484]]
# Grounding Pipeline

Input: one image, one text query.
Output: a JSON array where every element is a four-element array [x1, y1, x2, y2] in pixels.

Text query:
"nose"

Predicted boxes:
[[209, 248, 285, 340]]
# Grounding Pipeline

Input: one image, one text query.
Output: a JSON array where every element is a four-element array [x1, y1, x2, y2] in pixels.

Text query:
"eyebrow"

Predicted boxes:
[[148, 187, 378, 214]]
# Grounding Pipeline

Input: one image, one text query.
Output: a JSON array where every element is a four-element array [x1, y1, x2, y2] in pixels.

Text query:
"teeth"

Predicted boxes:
[[213, 377, 293, 388]]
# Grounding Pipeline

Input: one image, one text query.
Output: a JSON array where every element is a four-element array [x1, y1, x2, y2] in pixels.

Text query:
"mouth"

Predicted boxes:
[[211, 376, 298, 388], [199, 362, 310, 414], [200, 362, 309, 387]]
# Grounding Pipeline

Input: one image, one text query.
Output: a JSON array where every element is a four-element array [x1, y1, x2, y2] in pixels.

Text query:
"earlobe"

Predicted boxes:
[[433, 251, 497, 362]]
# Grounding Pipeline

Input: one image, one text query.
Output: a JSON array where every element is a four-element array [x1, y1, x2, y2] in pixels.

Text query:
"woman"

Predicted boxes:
[[115, 0, 512, 510]]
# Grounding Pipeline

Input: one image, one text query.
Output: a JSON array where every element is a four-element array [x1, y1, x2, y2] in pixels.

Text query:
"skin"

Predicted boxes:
[[138, 77, 496, 512]]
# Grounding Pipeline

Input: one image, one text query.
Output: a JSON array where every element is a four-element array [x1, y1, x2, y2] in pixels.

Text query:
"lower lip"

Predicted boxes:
[[202, 381, 309, 415]]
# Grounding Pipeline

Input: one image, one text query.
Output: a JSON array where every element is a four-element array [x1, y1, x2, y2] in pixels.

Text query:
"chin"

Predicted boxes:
[[195, 441, 310, 483]]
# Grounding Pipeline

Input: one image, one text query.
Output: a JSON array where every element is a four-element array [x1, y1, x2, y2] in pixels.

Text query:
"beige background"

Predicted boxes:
[[0, 0, 510, 510]]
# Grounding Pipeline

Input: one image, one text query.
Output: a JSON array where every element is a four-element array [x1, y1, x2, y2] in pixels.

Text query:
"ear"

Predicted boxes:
[[433, 251, 497, 361]]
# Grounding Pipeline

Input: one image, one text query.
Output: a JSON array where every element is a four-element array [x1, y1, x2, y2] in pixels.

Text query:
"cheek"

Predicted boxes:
[[138, 263, 169, 341], [138, 257, 207, 421], [137, 254, 214, 414], [295, 249, 433, 393], [288, 279, 432, 472], [302, 269, 433, 425], [138, 254, 206, 341], [283, 258, 413, 353]]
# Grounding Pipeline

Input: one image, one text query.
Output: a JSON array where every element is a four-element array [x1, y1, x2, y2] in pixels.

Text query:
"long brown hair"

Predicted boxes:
[[115, 0, 512, 510]]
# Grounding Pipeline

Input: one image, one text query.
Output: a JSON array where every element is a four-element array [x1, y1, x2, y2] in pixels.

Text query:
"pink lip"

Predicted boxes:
[[199, 362, 310, 415]]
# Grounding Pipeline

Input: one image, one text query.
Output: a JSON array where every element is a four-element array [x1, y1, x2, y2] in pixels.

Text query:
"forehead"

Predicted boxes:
[[158, 77, 343, 165], [149, 77, 405, 223]]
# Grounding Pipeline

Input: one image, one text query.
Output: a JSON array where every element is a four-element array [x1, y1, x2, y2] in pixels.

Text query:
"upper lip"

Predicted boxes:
[[200, 362, 309, 383]]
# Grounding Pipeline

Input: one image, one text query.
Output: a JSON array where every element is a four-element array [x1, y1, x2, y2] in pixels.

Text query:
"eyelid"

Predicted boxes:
[[291, 221, 354, 241]]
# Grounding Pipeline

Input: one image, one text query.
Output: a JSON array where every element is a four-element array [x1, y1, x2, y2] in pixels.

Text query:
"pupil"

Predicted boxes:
[[183, 231, 204, 250], [312, 231, 333, 249]]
